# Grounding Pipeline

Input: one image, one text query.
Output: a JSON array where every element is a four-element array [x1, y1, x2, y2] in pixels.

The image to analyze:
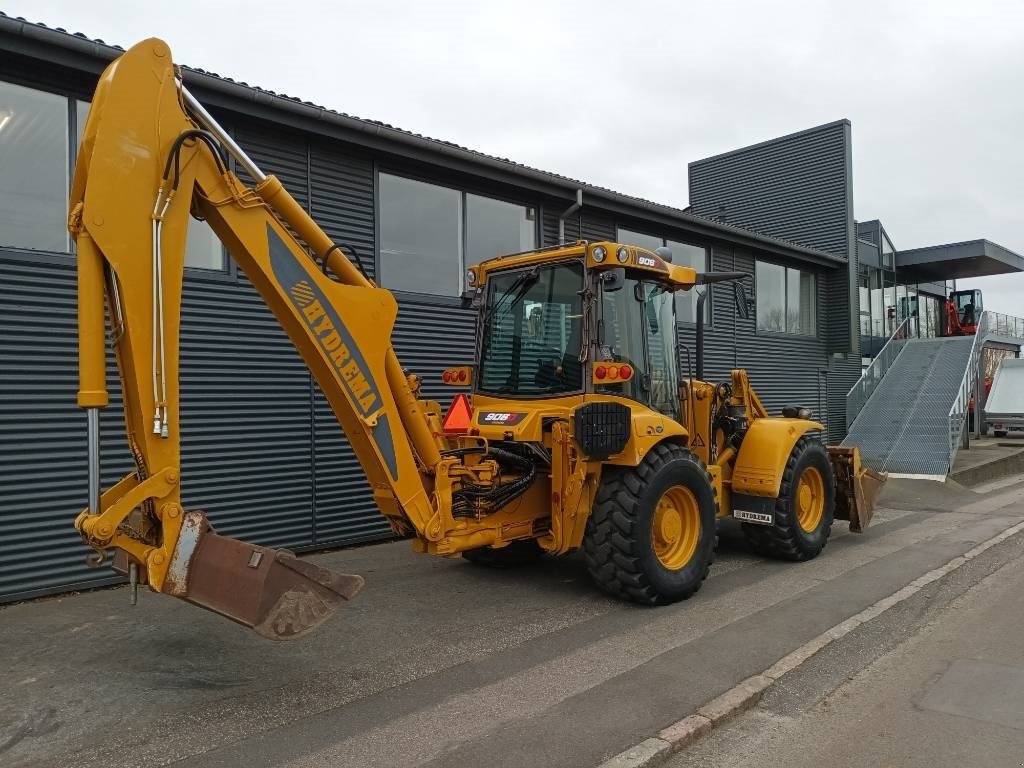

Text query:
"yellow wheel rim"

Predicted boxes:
[[652, 486, 701, 570], [796, 466, 825, 533]]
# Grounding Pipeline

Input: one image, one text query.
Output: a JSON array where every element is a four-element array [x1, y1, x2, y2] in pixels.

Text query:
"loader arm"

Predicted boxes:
[[70, 39, 443, 638]]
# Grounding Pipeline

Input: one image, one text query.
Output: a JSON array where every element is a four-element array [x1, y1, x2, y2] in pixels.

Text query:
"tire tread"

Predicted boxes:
[[583, 443, 716, 604]]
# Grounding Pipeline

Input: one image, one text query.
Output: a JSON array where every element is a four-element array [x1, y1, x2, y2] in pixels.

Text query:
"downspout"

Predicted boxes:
[[558, 189, 583, 243]]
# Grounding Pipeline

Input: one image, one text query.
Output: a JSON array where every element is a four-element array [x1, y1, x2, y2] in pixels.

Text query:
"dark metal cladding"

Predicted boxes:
[[687, 121, 862, 438]]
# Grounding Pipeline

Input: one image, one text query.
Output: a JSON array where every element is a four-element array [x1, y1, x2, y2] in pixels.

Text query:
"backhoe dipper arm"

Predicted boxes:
[[70, 38, 441, 639]]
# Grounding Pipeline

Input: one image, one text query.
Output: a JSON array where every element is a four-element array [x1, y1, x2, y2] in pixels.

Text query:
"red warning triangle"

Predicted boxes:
[[442, 393, 473, 435], [690, 433, 705, 447]]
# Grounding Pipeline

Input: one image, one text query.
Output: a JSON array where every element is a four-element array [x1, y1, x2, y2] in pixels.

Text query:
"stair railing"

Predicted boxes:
[[986, 310, 1024, 342], [846, 316, 911, 430], [947, 311, 990, 470]]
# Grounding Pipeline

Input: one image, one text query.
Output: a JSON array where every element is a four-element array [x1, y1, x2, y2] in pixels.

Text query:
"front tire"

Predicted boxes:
[[742, 436, 835, 561], [583, 443, 717, 604]]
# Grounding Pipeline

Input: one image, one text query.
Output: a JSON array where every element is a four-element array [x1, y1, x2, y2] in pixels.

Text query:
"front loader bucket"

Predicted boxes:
[[828, 446, 888, 533], [165, 511, 364, 640]]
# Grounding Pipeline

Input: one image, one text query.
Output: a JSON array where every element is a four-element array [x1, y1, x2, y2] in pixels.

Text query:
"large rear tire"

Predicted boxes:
[[583, 443, 717, 604], [742, 436, 834, 561], [462, 539, 544, 568]]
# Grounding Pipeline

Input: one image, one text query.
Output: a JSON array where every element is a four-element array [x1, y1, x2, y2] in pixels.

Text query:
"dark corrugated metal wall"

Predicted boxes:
[[687, 120, 859, 433], [2, 259, 124, 599], [688, 122, 853, 257]]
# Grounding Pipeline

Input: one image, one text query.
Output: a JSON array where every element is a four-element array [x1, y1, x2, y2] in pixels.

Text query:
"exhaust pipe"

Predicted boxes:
[[163, 511, 364, 640]]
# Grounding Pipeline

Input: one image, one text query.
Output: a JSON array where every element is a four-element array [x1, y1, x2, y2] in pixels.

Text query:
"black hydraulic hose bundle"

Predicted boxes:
[[161, 129, 228, 190], [450, 444, 537, 518]]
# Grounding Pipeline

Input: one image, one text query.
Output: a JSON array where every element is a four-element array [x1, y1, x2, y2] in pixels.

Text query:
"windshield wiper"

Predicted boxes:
[[480, 268, 541, 361], [482, 268, 540, 330]]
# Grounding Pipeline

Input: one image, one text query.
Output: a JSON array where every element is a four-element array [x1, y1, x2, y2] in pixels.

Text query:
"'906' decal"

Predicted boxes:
[[479, 412, 526, 425]]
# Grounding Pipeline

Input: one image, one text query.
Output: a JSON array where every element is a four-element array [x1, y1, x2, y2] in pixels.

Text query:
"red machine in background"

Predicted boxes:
[[944, 289, 983, 336]]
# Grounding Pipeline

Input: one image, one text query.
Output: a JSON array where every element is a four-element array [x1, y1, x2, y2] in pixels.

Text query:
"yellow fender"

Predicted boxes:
[[732, 419, 825, 498]]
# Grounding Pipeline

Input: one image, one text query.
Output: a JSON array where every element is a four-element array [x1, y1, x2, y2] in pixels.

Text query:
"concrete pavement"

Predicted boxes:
[[3, 475, 1024, 767], [670, 521, 1024, 768]]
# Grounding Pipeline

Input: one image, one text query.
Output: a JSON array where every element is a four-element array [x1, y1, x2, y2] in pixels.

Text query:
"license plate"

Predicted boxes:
[[733, 509, 773, 525]]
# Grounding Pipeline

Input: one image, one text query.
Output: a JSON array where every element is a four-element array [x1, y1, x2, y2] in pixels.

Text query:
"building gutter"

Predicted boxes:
[[558, 190, 583, 243]]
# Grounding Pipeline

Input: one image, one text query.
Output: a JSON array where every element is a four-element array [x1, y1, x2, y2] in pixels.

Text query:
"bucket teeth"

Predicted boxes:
[[166, 511, 363, 640]]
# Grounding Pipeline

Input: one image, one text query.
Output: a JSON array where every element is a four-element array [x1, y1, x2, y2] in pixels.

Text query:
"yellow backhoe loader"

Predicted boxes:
[[69, 39, 885, 640]]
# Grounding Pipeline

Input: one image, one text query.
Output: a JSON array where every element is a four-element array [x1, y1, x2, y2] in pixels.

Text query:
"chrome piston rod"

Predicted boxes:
[[179, 83, 266, 183], [87, 407, 101, 516]]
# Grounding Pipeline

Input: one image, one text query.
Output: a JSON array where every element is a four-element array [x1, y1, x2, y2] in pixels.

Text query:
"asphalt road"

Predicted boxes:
[[671, 518, 1024, 768], [3, 476, 1024, 768]]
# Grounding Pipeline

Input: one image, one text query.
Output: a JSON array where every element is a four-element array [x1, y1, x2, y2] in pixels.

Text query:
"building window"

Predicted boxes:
[[881, 231, 895, 269], [466, 193, 536, 261], [379, 174, 463, 296], [184, 217, 226, 270], [755, 260, 816, 335], [1, 80, 69, 252], [616, 227, 709, 323], [79, 99, 225, 271], [378, 173, 538, 297]]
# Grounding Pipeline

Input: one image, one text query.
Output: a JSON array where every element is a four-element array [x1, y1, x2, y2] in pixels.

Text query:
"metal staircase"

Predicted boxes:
[[843, 320, 982, 479]]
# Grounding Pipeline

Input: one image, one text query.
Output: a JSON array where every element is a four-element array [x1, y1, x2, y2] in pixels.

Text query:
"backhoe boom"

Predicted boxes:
[[71, 39, 442, 638]]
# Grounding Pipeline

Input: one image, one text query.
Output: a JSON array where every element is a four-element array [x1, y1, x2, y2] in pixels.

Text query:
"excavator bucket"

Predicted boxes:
[[828, 446, 887, 532], [163, 511, 364, 640]]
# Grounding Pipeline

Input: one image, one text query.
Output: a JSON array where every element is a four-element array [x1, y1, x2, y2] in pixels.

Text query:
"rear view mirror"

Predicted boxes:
[[601, 268, 626, 293], [734, 282, 755, 320]]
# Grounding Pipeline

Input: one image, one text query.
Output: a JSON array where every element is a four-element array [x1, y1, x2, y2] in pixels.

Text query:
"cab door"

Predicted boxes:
[[596, 272, 680, 421]]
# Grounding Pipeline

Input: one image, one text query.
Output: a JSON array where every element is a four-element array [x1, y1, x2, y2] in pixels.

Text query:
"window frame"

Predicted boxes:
[[375, 166, 540, 303], [475, 258, 586, 399], [754, 258, 819, 338], [0, 75, 231, 280], [0, 76, 73, 255], [615, 226, 710, 326]]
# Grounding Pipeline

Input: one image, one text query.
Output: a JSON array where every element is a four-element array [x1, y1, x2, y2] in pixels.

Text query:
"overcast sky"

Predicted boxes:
[[9, 0, 1022, 312]]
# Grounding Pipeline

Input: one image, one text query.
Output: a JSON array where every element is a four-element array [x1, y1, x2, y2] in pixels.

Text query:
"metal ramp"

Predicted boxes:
[[843, 334, 977, 478]]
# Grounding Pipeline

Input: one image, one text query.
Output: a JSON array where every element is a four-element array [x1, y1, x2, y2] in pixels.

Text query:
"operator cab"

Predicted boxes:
[[947, 288, 983, 335], [471, 241, 695, 423], [951, 289, 982, 328]]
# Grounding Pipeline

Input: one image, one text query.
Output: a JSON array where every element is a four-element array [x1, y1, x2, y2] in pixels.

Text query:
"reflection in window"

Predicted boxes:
[[76, 98, 90, 144], [379, 173, 463, 296], [598, 273, 649, 404], [477, 262, 583, 395], [184, 217, 225, 270], [644, 283, 681, 421], [616, 227, 709, 323], [756, 261, 786, 332], [756, 260, 816, 335], [1, 80, 69, 252], [466, 193, 536, 261], [617, 228, 663, 253], [668, 239, 709, 323]]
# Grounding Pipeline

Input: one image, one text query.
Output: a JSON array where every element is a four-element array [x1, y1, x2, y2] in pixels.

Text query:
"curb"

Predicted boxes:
[[597, 519, 1024, 768]]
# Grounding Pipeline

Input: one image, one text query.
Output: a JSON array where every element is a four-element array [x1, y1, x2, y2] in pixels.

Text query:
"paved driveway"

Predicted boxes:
[[3, 477, 1024, 767]]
